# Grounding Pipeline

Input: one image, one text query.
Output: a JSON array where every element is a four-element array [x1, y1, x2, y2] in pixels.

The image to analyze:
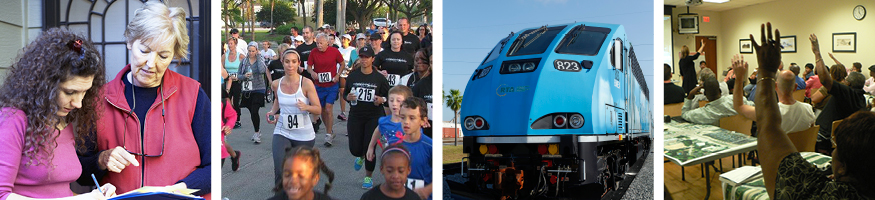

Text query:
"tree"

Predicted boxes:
[[256, 1, 296, 27], [444, 89, 463, 146], [323, 0, 355, 29], [395, 0, 430, 22], [223, 0, 244, 36], [348, 0, 382, 33]]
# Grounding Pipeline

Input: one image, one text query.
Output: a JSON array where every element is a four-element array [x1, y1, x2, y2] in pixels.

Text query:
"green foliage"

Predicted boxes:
[[255, 1, 297, 26], [276, 23, 298, 35]]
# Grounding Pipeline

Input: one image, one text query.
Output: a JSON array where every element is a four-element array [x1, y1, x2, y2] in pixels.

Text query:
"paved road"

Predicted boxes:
[[221, 103, 386, 200]]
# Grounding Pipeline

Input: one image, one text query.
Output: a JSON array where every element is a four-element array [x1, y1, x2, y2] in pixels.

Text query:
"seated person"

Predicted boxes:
[[731, 55, 815, 134], [789, 64, 807, 90], [664, 64, 685, 105], [811, 64, 847, 110], [681, 72, 752, 125], [863, 65, 875, 95], [748, 28, 875, 199], [810, 36, 867, 154], [699, 68, 729, 97]]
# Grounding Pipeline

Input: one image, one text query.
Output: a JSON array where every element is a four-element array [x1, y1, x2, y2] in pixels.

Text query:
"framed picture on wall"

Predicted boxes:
[[739, 39, 753, 53], [780, 36, 796, 53], [833, 32, 856, 52]]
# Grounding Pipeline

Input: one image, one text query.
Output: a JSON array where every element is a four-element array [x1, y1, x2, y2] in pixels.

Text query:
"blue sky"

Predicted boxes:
[[442, 0, 655, 121]]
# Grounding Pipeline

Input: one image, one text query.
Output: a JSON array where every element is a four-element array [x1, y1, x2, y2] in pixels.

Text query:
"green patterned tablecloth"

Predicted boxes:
[[663, 121, 758, 166], [721, 152, 832, 200]]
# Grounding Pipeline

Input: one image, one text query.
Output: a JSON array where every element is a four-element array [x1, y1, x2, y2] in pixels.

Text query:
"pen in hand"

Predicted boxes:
[[91, 174, 102, 193]]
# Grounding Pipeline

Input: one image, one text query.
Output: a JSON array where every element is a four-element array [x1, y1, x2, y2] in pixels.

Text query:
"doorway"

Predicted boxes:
[[695, 36, 717, 75]]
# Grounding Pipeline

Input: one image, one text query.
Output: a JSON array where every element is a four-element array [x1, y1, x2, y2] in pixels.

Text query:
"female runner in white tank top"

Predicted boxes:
[[266, 49, 322, 188]]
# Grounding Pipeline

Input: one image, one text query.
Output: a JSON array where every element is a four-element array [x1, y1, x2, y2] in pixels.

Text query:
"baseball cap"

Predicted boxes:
[[356, 33, 366, 40], [359, 45, 375, 57], [295, 36, 304, 42], [369, 33, 382, 40], [342, 34, 351, 40]]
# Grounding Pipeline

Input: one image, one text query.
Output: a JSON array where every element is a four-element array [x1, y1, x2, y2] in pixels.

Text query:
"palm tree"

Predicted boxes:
[[444, 89, 463, 146]]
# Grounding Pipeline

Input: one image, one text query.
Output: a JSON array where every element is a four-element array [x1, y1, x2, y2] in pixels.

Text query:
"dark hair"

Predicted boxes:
[[0, 28, 105, 166], [273, 147, 335, 194], [230, 28, 239, 34], [664, 64, 672, 81], [834, 111, 875, 197], [699, 61, 706, 65], [290, 27, 298, 32], [282, 36, 293, 45], [380, 144, 411, 166], [869, 65, 875, 73], [831, 64, 848, 82], [401, 97, 428, 119], [702, 73, 720, 101], [805, 63, 814, 70], [853, 62, 862, 71]]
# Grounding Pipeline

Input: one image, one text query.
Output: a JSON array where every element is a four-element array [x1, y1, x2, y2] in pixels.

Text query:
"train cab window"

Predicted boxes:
[[481, 36, 510, 65], [506, 25, 566, 57], [610, 38, 623, 71], [555, 26, 610, 56]]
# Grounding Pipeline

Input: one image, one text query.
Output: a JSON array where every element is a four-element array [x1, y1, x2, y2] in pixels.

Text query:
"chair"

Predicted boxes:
[[792, 90, 806, 102], [787, 125, 819, 152], [831, 120, 843, 148], [719, 114, 753, 135], [664, 102, 683, 117]]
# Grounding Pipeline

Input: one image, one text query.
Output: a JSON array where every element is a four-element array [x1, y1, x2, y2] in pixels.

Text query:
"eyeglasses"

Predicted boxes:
[[122, 85, 167, 157], [831, 136, 837, 148]]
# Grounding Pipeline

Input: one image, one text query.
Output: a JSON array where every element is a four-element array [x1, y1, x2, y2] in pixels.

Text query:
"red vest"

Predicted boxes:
[[96, 65, 201, 193]]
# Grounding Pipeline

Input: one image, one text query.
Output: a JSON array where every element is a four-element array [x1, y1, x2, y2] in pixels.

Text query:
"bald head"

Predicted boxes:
[[777, 70, 796, 95]]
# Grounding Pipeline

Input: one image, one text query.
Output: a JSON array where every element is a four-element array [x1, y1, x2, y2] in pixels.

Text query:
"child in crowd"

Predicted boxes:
[[399, 97, 433, 199], [269, 147, 336, 200], [360, 145, 420, 200], [222, 87, 241, 171], [365, 86, 414, 163]]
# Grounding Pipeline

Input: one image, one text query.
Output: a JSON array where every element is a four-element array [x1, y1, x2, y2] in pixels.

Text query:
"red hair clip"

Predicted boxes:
[[69, 39, 83, 54]]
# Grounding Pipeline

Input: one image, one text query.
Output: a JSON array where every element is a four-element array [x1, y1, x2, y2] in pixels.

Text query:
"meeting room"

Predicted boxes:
[[663, 0, 875, 199]]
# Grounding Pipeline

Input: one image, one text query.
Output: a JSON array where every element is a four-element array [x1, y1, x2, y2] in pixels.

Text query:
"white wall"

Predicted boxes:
[[670, 7, 721, 84], [671, 0, 875, 86], [0, 0, 42, 81]]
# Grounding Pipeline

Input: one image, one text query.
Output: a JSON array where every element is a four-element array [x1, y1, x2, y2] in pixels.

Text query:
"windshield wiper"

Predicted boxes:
[[509, 25, 548, 55], [562, 24, 585, 48]]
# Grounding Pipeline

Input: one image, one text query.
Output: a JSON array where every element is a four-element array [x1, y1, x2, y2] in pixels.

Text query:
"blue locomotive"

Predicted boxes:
[[460, 22, 652, 198]]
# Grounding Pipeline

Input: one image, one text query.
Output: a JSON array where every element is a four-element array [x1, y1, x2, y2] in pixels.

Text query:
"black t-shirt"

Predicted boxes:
[[380, 33, 421, 55], [816, 80, 866, 134], [404, 72, 421, 88], [413, 75, 432, 104], [664, 82, 685, 105], [296, 42, 317, 62], [268, 59, 284, 81], [678, 52, 700, 94], [360, 185, 420, 200], [344, 68, 390, 118], [373, 50, 414, 85], [267, 191, 334, 200]]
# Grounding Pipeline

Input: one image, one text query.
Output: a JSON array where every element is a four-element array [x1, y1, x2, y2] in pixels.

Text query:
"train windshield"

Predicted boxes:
[[506, 25, 566, 57], [555, 26, 611, 55], [481, 36, 510, 65]]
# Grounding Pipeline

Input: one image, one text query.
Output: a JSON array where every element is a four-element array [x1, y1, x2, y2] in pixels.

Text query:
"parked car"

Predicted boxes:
[[373, 18, 392, 27]]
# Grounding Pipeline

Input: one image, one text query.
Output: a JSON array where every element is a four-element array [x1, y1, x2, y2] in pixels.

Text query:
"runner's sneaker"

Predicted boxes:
[[253, 133, 261, 144], [362, 177, 373, 189], [231, 151, 242, 171], [234, 122, 242, 129], [313, 119, 322, 133], [324, 133, 334, 147], [354, 157, 364, 171], [337, 112, 348, 121]]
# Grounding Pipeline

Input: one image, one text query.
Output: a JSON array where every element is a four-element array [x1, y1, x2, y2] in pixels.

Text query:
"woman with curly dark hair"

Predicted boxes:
[[0, 28, 115, 199]]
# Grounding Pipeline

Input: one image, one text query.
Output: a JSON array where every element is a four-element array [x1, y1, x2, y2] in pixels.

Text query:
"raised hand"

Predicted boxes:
[[810, 34, 821, 54], [732, 54, 749, 78], [749, 22, 782, 75]]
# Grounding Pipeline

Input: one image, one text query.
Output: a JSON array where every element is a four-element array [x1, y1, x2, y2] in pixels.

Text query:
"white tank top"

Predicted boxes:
[[274, 76, 315, 141]]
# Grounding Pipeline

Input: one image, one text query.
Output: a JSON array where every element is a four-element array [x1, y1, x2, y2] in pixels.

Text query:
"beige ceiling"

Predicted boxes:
[[665, 0, 779, 12]]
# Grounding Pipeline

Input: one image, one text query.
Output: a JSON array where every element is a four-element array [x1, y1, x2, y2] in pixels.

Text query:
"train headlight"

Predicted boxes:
[[553, 114, 567, 128], [465, 116, 490, 130], [508, 63, 521, 72], [523, 62, 536, 71], [531, 113, 585, 129], [464, 117, 475, 130], [479, 144, 488, 155], [569, 114, 584, 128], [548, 144, 559, 155]]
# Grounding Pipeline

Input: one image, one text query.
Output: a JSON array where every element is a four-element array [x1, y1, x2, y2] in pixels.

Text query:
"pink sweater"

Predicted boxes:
[[0, 108, 81, 199], [221, 99, 237, 159]]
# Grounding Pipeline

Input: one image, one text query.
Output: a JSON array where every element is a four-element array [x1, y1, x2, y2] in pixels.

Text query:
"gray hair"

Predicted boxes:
[[315, 33, 328, 41], [847, 72, 865, 89], [124, 1, 189, 59]]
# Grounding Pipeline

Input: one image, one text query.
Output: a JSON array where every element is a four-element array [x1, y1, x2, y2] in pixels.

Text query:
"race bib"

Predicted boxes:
[[427, 103, 433, 120], [406, 178, 426, 190], [387, 74, 401, 86], [317, 72, 333, 83], [242, 81, 254, 91], [352, 87, 376, 102], [283, 114, 305, 130]]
